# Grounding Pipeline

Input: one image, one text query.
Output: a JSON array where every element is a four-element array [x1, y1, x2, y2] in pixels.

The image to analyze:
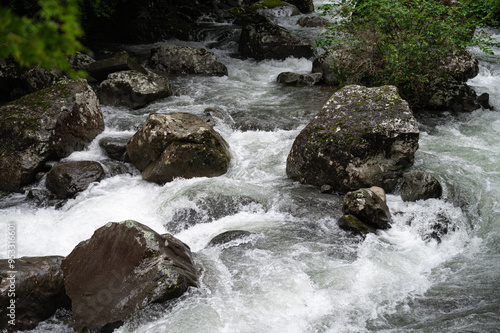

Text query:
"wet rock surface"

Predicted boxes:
[[400, 170, 443, 202], [45, 161, 105, 199], [62, 220, 199, 333], [286, 85, 419, 193], [0, 79, 104, 192]]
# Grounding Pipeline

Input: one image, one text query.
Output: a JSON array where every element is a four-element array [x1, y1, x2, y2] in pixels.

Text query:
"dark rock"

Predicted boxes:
[[68, 52, 96, 72], [286, 85, 419, 193], [0, 79, 104, 192], [0, 256, 70, 331], [62, 220, 198, 333], [296, 16, 326, 27], [285, 0, 314, 13], [149, 45, 228, 76], [400, 170, 443, 202], [233, 12, 271, 25], [427, 77, 484, 112], [477, 92, 492, 110], [277, 72, 322, 86], [249, 1, 301, 17], [239, 22, 314, 60], [312, 49, 344, 85], [342, 188, 392, 230], [98, 70, 172, 109], [207, 230, 253, 247], [338, 214, 377, 236], [99, 137, 130, 161], [87, 55, 147, 81], [0, 58, 65, 103], [45, 161, 105, 199], [126, 112, 231, 185]]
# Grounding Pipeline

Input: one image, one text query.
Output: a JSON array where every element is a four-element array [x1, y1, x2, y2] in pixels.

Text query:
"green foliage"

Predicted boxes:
[[0, 0, 86, 77], [316, 0, 500, 109]]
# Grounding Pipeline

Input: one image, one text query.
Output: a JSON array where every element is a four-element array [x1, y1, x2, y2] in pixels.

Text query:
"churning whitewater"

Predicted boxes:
[[1, 3, 500, 333]]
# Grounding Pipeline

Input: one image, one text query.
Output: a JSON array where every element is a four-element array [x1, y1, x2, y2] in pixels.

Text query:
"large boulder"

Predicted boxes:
[[126, 112, 231, 184], [285, 0, 314, 13], [0, 256, 70, 331], [62, 220, 198, 332], [45, 161, 105, 199], [98, 70, 172, 109], [286, 85, 419, 193], [342, 188, 391, 229], [426, 77, 488, 112], [0, 58, 65, 103], [400, 170, 443, 202], [149, 45, 228, 76], [0, 79, 104, 192], [440, 49, 479, 82], [311, 49, 342, 85], [239, 22, 314, 60]]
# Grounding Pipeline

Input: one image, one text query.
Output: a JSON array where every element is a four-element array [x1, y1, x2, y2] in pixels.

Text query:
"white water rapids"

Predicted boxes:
[[1, 3, 500, 333]]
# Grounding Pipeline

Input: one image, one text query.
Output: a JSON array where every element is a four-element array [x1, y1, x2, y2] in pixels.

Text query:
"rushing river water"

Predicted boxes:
[[1, 3, 500, 332]]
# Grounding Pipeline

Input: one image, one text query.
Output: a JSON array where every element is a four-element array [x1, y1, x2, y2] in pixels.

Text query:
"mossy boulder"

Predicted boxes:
[[126, 112, 231, 185], [286, 85, 419, 193], [62, 220, 198, 332], [0, 79, 104, 192]]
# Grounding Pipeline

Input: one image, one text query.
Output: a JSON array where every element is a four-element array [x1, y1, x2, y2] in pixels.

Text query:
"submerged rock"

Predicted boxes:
[[45, 161, 105, 199], [62, 220, 198, 333], [0, 256, 70, 330], [400, 170, 443, 202], [126, 112, 231, 185], [149, 45, 228, 76], [239, 22, 314, 60], [207, 230, 253, 247], [286, 85, 419, 193], [99, 136, 131, 161], [98, 70, 172, 109], [0, 79, 104, 192]]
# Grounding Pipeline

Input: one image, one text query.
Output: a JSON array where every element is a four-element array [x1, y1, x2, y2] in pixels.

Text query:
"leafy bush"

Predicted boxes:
[[316, 0, 500, 109]]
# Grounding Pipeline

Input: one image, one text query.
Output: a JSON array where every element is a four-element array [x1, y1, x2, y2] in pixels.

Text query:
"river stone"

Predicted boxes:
[[311, 49, 343, 85], [286, 85, 419, 193], [149, 45, 228, 76], [0, 58, 65, 103], [440, 49, 479, 82], [45, 161, 105, 199], [0, 256, 70, 331], [277, 72, 322, 86], [426, 77, 485, 112], [207, 230, 253, 247], [98, 70, 172, 109], [338, 214, 377, 237], [297, 16, 326, 27], [238, 22, 314, 60], [87, 55, 147, 81], [61, 220, 199, 333], [99, 136, 130, 161], [250, 1, 301, 17], [342, 188, 392, 230], [0, 79, 104, 192], [400, 170, 443, 202], [126, 112, 231, 185]]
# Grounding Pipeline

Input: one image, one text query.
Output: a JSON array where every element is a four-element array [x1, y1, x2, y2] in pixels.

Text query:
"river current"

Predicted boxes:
[[1, 2, 500, 332]]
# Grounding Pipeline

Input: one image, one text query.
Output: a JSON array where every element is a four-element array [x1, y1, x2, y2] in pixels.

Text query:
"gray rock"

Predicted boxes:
[[400, 170, 442, 202], [285, 0, 314, 13], [87, 55, 147, 81], [149, 45, 228, 76], [296, 16, 326, 27], [277, 72, 322, 86], [338, 214, 377, 237], [98, 70, 172, 109], [342, 188, 392, 230], [427, 77, 486, 112], [126, 112, 231, 185], [440, 49, 479, 82], [45, 161, 105, 199], [99, 136, 130, 161], [62, 220, 198, 333], [255, 4, 301, 17], [312, 49, 341, 85], [286, 85, 419, 193], [0, 79, 104, 192], [0, 256, 70, 330], [68, 52, 96, 71], [239, 22, 314, 60]]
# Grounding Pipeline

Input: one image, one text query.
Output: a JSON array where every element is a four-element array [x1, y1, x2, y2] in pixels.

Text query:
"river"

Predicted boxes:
[[1, 2, 500, 332]]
